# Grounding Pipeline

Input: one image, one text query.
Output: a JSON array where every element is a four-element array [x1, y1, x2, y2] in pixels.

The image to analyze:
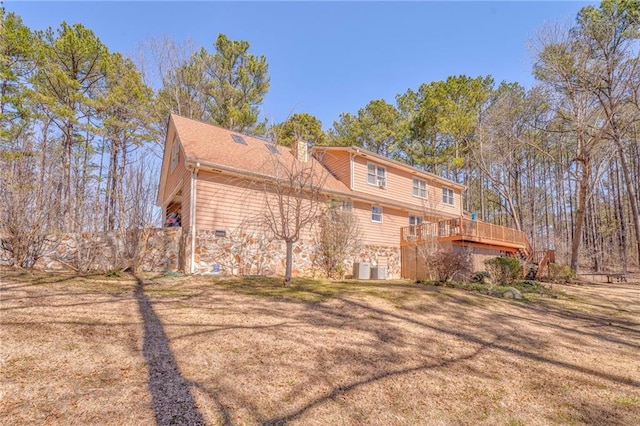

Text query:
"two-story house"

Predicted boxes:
[[157, 114, 530, 278]]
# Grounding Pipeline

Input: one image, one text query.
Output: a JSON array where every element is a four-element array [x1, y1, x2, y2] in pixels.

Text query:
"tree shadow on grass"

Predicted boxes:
[[135, 278, 207, 426]]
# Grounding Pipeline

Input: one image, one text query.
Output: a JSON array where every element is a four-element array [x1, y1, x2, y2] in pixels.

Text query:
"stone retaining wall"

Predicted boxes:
[[0, 228, 182, 272]]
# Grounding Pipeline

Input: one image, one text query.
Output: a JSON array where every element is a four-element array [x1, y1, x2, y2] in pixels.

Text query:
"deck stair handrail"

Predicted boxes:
[[534, 249, 556, 279]]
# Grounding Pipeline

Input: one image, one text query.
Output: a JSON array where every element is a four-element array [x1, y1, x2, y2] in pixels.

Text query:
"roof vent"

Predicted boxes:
[[231, 134, 247, 145]]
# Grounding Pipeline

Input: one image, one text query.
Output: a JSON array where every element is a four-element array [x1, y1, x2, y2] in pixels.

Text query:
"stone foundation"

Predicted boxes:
[[188, 229, 401, 279]]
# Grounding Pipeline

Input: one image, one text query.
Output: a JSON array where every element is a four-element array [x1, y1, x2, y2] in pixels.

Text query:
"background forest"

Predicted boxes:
[[1, 0, 638, 273]]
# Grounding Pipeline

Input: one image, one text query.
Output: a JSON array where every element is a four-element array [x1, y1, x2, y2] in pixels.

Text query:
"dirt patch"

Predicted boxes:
[[1, 272, 639, 425]]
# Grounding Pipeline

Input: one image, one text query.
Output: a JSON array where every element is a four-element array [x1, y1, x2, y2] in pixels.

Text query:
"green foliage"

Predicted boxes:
[[547, 264, 575, 282], [471, 270, 491, 284], [0, 11, 35, 140], [105, 269, 122, 278], [273, 113, 325, 147], [419, 277, 558, 300], [328, 99, 403, 157], [205, 34, 270, 132], [154, 33, 269, 134], [484, 256, 522, 285], [396, 75, 494, 175]]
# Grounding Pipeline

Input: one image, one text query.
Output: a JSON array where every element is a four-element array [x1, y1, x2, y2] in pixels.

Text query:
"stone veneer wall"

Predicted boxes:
[[1, 226, 401, 279], [0, 228, 182, 272], [187, 228, 401, 278]]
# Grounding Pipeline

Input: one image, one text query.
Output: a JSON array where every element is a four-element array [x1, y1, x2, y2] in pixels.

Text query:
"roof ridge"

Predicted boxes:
[[170, 113, 269, 142]]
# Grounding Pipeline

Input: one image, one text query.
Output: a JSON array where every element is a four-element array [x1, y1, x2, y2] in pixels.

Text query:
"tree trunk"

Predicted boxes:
[[571, 155, 591, 274], [62, 121, 73, 232], [284, 239, 294, 287], [612, 130, 640, 268]]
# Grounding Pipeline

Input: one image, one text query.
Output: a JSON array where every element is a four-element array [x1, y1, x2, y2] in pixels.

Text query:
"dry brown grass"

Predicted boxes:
[[1, 270, 639, 425]]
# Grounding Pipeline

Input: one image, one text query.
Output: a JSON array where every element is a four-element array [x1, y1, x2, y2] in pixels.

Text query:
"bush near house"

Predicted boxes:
[[547, 263, 575, 282], [484, 256, 522, 285], [423, 248, 472, 283]]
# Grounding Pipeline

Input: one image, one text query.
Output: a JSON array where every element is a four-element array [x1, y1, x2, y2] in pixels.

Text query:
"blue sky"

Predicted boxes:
[[7, 1, 595, 129]]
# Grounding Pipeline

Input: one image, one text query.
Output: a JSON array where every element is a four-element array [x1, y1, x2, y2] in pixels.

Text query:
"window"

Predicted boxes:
[[367, 163, 386, 188], [412, 178, 427, 199], [265, 143, 280, 155], [442, 187, 454, 205], [231, 134, 247, 145], [170, 142, 179, 172], [371, 206, 383, 223], [409, 215, 423, 226], [408, 215, 423, 237]]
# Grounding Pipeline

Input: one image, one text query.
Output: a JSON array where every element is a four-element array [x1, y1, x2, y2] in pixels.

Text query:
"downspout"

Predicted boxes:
[[190, 163, 200, 274]]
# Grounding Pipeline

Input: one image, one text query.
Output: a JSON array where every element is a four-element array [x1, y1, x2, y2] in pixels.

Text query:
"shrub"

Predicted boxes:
[[314, 208, 361, 279], [484, 256, 522, 285], [547, 263, 575, 282], [471, 271, 491, 284], [423, 249, 472, 283]]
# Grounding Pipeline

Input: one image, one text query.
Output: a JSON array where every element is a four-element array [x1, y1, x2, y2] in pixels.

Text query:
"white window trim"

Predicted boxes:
[[412, 178, 427, 199], [371, 206, 383, 223], [367, 162, 387, 189], [442, 187, 454, 205], [408, 214, 423, 236], [409, 215, 423, 226]]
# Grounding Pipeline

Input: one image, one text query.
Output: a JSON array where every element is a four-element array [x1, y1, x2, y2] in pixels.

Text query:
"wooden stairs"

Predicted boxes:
[[520, 244, 555, 280]]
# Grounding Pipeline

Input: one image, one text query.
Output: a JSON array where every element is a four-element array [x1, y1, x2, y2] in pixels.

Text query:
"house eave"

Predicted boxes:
[[313, 145, 466, 191], [184, 157, 460, 219]]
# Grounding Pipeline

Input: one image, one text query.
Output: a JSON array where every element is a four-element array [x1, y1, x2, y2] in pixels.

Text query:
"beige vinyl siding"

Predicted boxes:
[[195, 171, 320, 240], [196, 172, 264, 231], [352, 155, 462, 216], [317, 150, 351, 188], [162, 138, 189, 205], [353, 201, 407, 247]]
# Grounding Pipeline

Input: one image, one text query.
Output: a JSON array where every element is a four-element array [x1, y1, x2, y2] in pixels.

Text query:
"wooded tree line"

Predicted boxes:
[[1, 0, 638, 273]]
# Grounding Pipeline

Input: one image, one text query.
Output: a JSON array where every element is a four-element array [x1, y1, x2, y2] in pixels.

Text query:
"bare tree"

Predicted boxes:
[[314, 203, 362, 278], [534, 22, 610, 273], [261, 147, 327, 286], [0, 131, 56, 268]]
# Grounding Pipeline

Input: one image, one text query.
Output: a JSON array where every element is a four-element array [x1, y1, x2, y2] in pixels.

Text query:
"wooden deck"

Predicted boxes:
[[400, 217, 529, 253]]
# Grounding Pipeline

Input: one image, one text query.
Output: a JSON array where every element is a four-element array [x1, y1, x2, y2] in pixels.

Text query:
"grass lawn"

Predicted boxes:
[[1, 271, 639, 425]]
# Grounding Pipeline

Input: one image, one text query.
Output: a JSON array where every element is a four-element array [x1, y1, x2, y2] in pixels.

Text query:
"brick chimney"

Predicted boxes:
[[293, 139, 308, 162]]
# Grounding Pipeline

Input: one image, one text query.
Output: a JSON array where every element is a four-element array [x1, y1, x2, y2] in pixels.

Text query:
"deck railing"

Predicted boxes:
[[401, 217, 529, 249]]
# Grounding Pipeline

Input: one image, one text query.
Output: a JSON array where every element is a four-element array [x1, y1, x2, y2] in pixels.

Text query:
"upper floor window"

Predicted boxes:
[[412, 178, 427, 199], [442, 187, 454, 205], [367, 163, 386, 188], [170, 142, 179, 172], [371, 206, 383, 223]]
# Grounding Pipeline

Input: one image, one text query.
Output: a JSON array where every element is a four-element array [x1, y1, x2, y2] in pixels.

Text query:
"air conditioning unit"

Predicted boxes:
[[370, 267, 387, 280], [353, 262, 370, 280], [377, 178, 386, 188]]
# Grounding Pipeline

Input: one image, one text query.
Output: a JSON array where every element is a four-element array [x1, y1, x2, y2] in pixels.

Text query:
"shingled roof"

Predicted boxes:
[[170, 114, 349, 193]]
